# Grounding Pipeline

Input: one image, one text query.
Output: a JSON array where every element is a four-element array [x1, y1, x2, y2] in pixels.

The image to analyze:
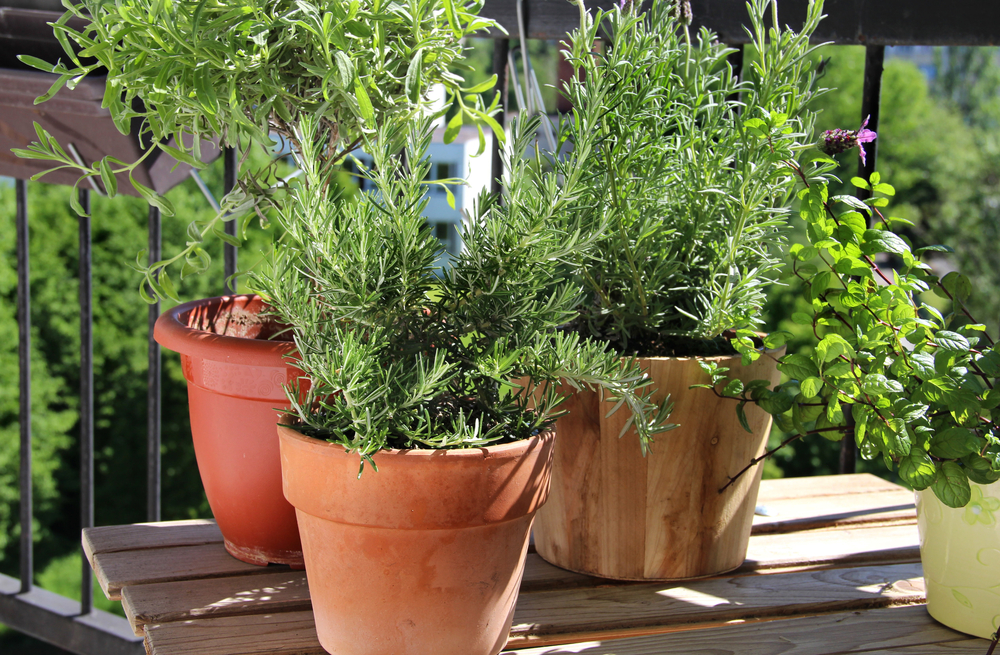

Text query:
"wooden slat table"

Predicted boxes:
[[83, 474, 991, 655]]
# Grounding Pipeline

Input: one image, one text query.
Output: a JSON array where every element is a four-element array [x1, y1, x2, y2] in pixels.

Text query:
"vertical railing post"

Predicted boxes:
[[147, 205, 161, 522], [16, 179, 32, 594], [856, 45, 885, 198], [491, 39, 511, 197], [78, 188, 94, 615], [839, 44, 885, 475], [223, 147, 238, 295]]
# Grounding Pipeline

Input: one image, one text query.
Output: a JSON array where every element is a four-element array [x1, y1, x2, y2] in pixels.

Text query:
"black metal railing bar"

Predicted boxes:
[[78, 187, 93, 616], [147, 206, 161, 524], [223, 147, 239, 295], [16, 177, 31, 596]]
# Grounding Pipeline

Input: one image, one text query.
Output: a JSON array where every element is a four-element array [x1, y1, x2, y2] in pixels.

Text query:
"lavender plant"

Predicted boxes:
[[559, 0, 826, 355], [703, 160, 1000, 508], [251, 114, 674, 461], [15, 0, 501, 299]]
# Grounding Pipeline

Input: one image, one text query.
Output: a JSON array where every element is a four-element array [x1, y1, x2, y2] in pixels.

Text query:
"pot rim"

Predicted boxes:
[[608, 332, 783, 364], [154, 294, 296, 365], [277, 423, 553, 460]]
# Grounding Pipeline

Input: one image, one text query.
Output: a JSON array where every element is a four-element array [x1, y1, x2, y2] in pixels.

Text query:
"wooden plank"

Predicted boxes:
[[756, 473, 906, 502], [506, 562, 925, 646], [144, 611, 323, 655], [742, 524, 920, 572], [503, 604, 971, 655], [83, 520, 222, 562], [862, 639, 993, 654], [94, 543, 289, 601], [523, 522, 921, 592], [751, 488, 916, 534], [122, 571, 310, 636]]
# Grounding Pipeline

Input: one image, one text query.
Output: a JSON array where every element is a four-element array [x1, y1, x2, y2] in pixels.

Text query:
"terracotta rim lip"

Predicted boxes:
[[277, 423, 554, 461], [154, 294, 296, 365]]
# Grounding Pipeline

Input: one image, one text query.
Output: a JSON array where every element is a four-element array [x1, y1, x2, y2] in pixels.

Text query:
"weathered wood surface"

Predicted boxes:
[[142, 564, 925, 654], [84, 520, 222, 562], [503, 604, 986, 655], [84, 475, 935, 655], [94, 543, 290, 601]]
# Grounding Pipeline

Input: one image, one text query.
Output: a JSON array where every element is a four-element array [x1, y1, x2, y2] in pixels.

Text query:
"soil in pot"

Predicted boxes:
[[278, 424, 554, 655], [533, 347, 782, 581], [154, 294, 303, 567], [917, 480, 1000, 639]]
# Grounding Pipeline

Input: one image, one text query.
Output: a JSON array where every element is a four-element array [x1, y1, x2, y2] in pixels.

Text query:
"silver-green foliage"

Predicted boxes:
[[561, 0, 825, 347], [17, 0, 498, 299], [252, 115, 674, 462]]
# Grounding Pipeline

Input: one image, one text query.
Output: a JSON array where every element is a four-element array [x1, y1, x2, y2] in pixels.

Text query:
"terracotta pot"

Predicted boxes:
[[917, 480, 1000, 639], [154, 295, 303, 567], [278, 425, 554, 655], [533, 348, 783, 581]]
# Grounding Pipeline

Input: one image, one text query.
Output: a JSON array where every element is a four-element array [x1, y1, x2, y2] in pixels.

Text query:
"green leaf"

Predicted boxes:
[[778, 354, 819, 381], [98, 157, 118, 197], [909, 352, 936, 379], [354, 78, 374, 122], [723, 379, 744, 397], [405, 49, 423, 104], [69, 181, 90, 217], [963, 454, 1000, 485], [861, 373, 904, 395], [816, 334, 853, 363], [212, 225, 242, 247], [762, 332, 789, 350], [130, 172, 175, 216], [851, 176, 870, 190], [899, 449, 937, 489], [814, 414, 843, 441], [941, 271, 972, 303], [935, 331, 970, 353], [443, 111, 463, 144], [800, 377, 823, 398], [791, 312, 813, 326], [861, 229, 910, 257], [159, 143, 206, 169], [838, 212, 867, 236], [157, 269, 180, 302], [736, 401, 751, 434], [463, 74, 497, 94], [929, 427, 981, 459], [931, 461, 972, 508]]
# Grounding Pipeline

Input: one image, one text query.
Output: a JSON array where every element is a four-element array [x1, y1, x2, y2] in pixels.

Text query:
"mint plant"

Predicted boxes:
[[252, 115, 674, 464], [15, 0, 501, 299], [704, 165, 1000, 509], [558, 0, 826, 355]]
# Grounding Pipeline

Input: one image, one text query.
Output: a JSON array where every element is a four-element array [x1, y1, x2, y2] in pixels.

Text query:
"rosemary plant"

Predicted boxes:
[[251, 114, 674, 462], [559, 0, 825, 355], [15, 0, 500, 298]]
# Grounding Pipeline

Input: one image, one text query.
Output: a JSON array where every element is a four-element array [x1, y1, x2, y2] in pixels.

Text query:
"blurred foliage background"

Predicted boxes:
[[3, 39, 1000, 651]]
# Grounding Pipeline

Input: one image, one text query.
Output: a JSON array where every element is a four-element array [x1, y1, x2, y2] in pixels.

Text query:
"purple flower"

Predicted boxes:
[[818, 115, 878, 165]]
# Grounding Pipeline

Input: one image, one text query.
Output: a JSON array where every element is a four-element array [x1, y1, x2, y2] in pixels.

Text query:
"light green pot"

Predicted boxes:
[[916, 481, 1000, 639]]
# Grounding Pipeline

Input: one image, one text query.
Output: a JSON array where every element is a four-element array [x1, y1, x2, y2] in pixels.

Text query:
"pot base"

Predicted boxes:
[[224, 539, 305, 569]]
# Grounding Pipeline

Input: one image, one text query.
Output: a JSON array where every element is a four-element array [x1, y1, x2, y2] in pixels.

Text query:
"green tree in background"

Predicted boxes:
[[0, 152, 283, 651]]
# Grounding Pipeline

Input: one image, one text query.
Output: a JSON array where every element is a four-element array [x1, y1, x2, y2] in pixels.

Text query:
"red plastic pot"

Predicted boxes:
[[278, 425, 555, 655], [154, 295, 303, 567]]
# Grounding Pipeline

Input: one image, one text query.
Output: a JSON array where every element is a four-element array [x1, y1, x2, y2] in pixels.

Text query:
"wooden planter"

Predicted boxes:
[[533, 349, 782, 581]]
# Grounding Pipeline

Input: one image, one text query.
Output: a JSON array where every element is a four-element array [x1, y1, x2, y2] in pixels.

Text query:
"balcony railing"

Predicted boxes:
[[2, 0, 997, 652]]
